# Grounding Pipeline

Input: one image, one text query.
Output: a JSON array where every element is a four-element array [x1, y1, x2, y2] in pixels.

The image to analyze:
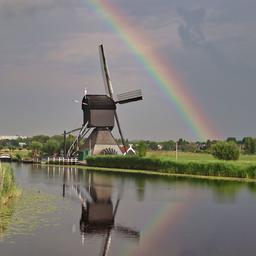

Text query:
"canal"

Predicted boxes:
[[1, 163, 256, 255]]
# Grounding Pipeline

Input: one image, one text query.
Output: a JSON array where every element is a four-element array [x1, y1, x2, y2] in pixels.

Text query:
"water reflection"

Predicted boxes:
[[0, 200, 15, 241], [2, 164, 256, 256], [0, 191, 59, 242], [62, 169, 140, 256], [40, 164, 256, 204]]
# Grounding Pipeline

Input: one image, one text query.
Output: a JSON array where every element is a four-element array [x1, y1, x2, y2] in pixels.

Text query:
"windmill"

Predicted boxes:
[[66, 44, 143, 158]]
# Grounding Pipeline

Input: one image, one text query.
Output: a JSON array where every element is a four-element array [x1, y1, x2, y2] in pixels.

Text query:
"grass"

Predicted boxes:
[[148, 150, 256, 163], [147, 151, 214, 161], [0, 164, 20, 204]]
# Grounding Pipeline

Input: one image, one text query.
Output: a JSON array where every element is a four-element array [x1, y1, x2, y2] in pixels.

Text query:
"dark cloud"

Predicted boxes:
[[176, 7, 242, 71]]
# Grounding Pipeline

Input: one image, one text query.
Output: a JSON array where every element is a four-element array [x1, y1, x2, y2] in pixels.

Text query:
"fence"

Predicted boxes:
[[47, 157, 78, 165]]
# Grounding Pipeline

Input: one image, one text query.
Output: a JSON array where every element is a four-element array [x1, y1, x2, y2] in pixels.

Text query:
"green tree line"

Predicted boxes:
[[1, 134, 256, 159]]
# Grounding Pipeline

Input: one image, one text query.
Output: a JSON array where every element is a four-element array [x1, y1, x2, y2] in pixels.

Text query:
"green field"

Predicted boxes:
[[147, 150, 256, 164]]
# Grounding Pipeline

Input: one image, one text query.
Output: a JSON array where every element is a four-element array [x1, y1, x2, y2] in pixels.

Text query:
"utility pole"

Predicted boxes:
[[64, 130, 67, 159], [176, 141, 178, 161]]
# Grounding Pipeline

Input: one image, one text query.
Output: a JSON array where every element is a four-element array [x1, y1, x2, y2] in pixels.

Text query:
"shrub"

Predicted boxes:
[[15, 153, 22, 162], [211, 141, 240, 160]]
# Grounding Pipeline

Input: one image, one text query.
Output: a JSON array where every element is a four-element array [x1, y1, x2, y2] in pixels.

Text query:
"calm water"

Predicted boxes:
[[1, 163, 256, 256]]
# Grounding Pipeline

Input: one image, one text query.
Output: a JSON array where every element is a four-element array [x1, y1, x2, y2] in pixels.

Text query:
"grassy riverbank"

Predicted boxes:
[[86, 155, 256, 180], [0, 164, 20, 204]]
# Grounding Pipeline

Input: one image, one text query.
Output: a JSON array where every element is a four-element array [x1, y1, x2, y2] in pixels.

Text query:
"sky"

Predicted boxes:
[[0, 0, 255, 141]]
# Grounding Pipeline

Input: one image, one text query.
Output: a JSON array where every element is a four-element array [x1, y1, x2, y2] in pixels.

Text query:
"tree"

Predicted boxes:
[[31, 135, 50, 144], [211, 141, 240, 160], [226, 137, 237, 143], [138, 141, 147, 157], [205, 139, 212, 150], [65, 135, 75, 150], [177, 138, 196, 152], [30, 141, 43, 158], [161, 140, 176, 151], [148, 141, 158, 151], [43, 139, 60, 156], [242, 137, 256, 154]]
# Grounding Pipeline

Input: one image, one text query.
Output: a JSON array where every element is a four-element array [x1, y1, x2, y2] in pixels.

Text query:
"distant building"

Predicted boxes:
[[157, 144, 163, 150], [18, 142, 27, 148], [0, 135, 27, 140]]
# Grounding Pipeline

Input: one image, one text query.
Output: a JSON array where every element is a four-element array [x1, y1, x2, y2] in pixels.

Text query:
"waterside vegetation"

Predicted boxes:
[[0, 164, 20, 204], [86, 155, 256, 180]]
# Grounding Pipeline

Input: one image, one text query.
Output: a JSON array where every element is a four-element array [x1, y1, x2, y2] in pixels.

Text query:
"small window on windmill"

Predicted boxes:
[[82, 95, 116, 128]]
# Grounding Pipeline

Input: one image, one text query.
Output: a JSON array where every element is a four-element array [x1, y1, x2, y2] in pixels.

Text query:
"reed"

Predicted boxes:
[[86, 156, 256, 179], [0, 164, 19, 204]]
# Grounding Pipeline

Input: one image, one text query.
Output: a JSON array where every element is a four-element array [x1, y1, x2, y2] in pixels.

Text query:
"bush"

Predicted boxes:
[[14, 153, 22, 162], [211, 141, 240, 160], [87, 156, 161, 171]]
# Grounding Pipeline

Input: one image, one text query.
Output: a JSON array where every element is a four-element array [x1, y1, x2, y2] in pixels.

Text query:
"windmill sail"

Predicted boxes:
[[117, 89, 143, 104], [99, 44, 114, 97], [99, 44, 127, 153]]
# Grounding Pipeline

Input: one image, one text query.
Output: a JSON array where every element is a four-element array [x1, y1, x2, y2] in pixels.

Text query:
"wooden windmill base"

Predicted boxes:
[[80, 128, 122, 156]]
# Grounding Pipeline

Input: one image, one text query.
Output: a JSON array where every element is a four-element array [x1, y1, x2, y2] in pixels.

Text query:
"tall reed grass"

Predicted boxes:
[[0, 164, 18, 203], [86, 156, 256, 179]]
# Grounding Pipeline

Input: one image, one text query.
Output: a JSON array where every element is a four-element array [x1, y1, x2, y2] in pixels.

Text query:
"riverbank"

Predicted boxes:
[[44, 155, 256, 182], [0, 164, 20, 204], [69, 165, 256, 183]]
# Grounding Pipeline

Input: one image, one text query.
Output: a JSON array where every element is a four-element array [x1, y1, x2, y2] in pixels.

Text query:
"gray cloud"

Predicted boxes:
[[177, 7, 206, 48], [0, 0, 80, 17], [176, 7, 245, 72]]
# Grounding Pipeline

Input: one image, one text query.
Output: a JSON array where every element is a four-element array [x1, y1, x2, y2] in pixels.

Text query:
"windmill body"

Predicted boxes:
[[79, 94, 122, 155], [82, 95, 116, 128]]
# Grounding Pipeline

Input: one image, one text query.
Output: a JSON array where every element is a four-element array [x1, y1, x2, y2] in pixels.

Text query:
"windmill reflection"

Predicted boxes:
[[62, 170, 140, 256]]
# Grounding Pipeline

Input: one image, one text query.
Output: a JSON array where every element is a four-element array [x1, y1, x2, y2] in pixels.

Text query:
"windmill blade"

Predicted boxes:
[[99, 44, 114, 97], [99, 44, 127, 153], [117, 89, 143, 104], [100, 228, 112, 256], [100, 190, 121, 256], [113, 225, 140, 240], [113, 112, 127, 153]]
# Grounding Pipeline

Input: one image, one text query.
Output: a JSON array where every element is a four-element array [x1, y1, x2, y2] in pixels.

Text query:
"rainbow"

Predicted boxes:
[[128, 202, 188, 256], [86, 0, 219, 140]]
